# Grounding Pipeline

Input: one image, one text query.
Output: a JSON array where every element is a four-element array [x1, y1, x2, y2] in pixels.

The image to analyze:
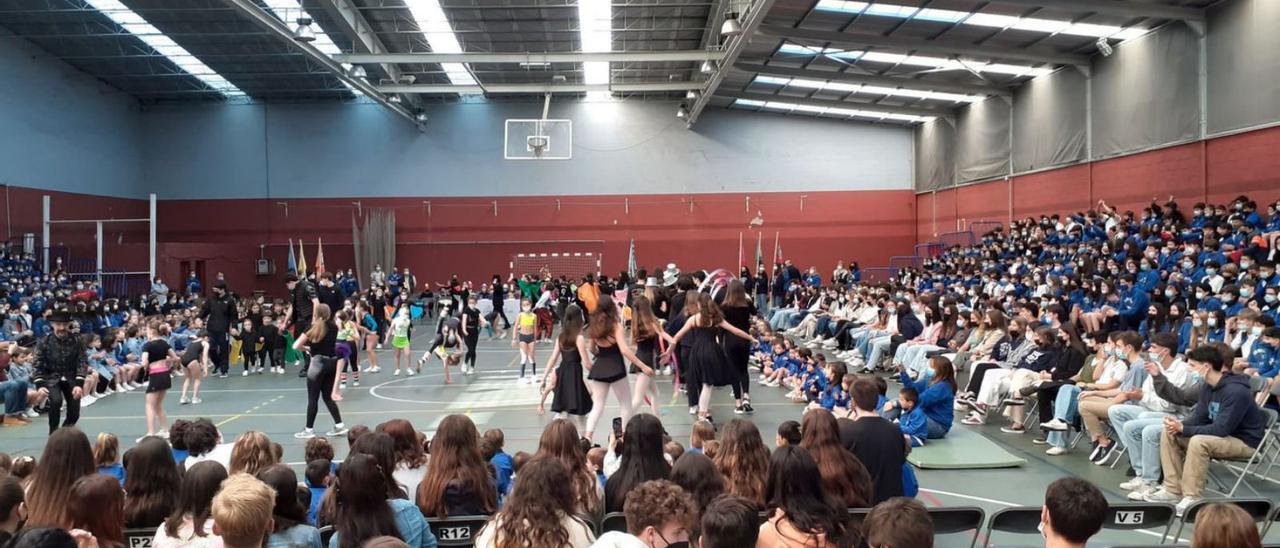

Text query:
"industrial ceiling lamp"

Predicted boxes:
[[293, 16, 316, 42], [700, 60, 717, 74], [1096, 37, 1114, 56], [676, 104, 689, 119], [350, 65, 367, 79], [388, 94, 402, 104], [721, 12, 743, 37], [685, 90, 699, 100], [415, 112, 429, 123]]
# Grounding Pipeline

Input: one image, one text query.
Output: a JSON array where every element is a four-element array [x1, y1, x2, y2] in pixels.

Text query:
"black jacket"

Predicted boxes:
[[33, 332, 88, 388], [200, 294, 238, 334], [1182, 373, 1268, 448]]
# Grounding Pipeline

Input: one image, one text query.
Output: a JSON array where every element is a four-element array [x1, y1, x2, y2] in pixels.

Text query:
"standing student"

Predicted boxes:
[[459, 295, 483, 375], [334, 310, 362, 391], [666, 293, 753, 422], [179, 330, 208, 405], [198, 281, 237, 378], [537, 304, 593, 434], [237, 318, 260, 376], [33, 310, 89, 434], [583, 296, 653, 442], [719, 280, 756, 414], [385, 307, 413, 376], [285, 274, 320, 378], [141, 321, 180, 441], [357, 303, 381, 373], [293, 304, 347, 440], [488, 274, 510, 338], [629, 296, 674, 416], [511, 298, 538, 384]]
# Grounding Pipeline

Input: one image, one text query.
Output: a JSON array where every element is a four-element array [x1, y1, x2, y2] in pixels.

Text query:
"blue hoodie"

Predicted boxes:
[[899, 371, 954, 433], [1182, 374, 1268, 448]]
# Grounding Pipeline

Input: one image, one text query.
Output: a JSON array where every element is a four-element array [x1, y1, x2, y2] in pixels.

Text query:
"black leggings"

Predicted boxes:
[[964, 362, 1001, 394], [242, 345, 257, 371], [305, 356, 342, 429], [679, 345, 700, 408], [45, 380, 81, 434], [464, 330, 479, 367]]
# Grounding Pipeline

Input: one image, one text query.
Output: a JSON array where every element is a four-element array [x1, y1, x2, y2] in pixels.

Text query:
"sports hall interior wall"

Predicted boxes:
[[914, 0, 1280, 240]]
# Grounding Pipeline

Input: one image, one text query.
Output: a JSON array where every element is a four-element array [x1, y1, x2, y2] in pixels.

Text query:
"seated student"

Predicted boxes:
[[212, 474, 276, 548], [1244, 326, 1280, 405], [1082, 331, 1149, 464], [689, 420, 715, 454], [664, 441, 685, 464], [591, 480, 694, 548], [255, 465, 323, 548], [862, 497, 933, 548], [962, 325, 1059, 427], [838, 377, 905, 504], [1148, 345, 1269, 514], [481, 429, 513, 502], [1040, 478, 1107, 548], [184, 418, 234, 471], [586, 447, 606, 489], [169, 420, 192, 464], [886, 387, 927, 447], [304, 460, 330, 526], [699, 495, 759, 548], [94, 433, 126, 486], [889, 356, 955, 439], [1110, 333, 1196, 500], [775, 421, 801, 448], [1190, 502, 1263, 548], [0, 476, 25, 547]]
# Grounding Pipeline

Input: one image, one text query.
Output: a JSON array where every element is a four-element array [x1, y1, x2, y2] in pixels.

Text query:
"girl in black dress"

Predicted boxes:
[[583, 296, 655, 442], [537, 304, 593, 434], [630, 295, 675, 416], [666, 293, 753, 422], [292, 304, 348, 439], [720, 280, 756, 414], [141, 321, 180, 440]]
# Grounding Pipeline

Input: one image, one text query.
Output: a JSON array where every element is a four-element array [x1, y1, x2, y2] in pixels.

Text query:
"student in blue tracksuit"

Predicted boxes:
[[888, 356, 956, 439], [892, 387, 929, 447]]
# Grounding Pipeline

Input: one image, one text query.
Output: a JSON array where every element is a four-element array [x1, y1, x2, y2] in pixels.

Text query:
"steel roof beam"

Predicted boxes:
[[221, 0, 422, 128], [758, 25, 1089, 66], [313, 0, 412, 85], [334, 50, 725, 64], [380, 81, 703, 94], [984, 0, 1204, 22], [685, 0, 779, 126], [719, 90, 950, 117], [735, 62, 1011, 96]]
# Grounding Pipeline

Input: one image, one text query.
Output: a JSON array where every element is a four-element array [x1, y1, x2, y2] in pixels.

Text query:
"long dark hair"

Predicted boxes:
[[713, 419, 770, 506], [417, 414, 497, 518], [535, 419, 600, 515], [929, 356, 959, 393], [604, 414, 671, 512], [765, 446, 853, 547], [26, 427, 95, 528], [164, 461, 227, 539], [69, 474, 125, 548], [334, 454, 403, 548], [377, 419, 427, 470], [630, 296, 660, 342], [257, 464, 309, 533], [305, 303, 332, 343], [558, 304, 585, 350], [123, 437, 180, 528], [799, 411, 872, 509], [492, 457, 580, 548], [350, 432, 409, 500], [587, 296, 619, 342], [670, 451, 726, 513], [722, 279, 750, 308]]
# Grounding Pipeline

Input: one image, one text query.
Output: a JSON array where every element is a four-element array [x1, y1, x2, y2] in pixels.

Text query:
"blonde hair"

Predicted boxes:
[[211, 474, 275, 548], [229, 432, 277, 476], [1191, 502, 1262, 548], [93, 433, 119, 468]]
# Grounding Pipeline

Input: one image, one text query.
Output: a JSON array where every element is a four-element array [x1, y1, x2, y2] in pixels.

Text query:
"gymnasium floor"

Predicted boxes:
[[2, 326, 1278, 546]]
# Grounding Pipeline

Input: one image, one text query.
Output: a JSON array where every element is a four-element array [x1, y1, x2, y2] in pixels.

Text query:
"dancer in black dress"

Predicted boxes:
[[666, 292, 753, 422], [583, 296, 654, 442], [720, 280, 756, 414], [538, 304, 594, 434], [629, 295, 675, 416]]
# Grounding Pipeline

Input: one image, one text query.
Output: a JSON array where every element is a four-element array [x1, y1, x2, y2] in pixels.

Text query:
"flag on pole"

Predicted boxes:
[[755, 232, 763, 267], [626, 239, 637, 278], [286, 239, 297, 274], [315, 237, 326, 274], [738, 232, 744, 268], [297, 240, 308, 276]]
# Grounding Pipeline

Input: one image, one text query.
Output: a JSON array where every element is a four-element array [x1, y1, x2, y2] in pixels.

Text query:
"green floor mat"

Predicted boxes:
[[908, 427, 1026, 469]]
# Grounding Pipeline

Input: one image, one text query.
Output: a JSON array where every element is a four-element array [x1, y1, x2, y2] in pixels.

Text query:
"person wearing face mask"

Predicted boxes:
[[958, 318, 1035, 425], [1079, 331, 1148, 465], [1110, 333, 1197, 500], [1243, 326, 1280, 406], [591, 480, 693, 548], [992, 327, 1063, 434]]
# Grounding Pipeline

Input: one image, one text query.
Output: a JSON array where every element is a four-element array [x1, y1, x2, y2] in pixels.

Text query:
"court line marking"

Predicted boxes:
[[215, 395, 284, 428]]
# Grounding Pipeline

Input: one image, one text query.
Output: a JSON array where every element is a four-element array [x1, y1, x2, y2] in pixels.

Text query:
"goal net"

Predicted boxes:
[[510, 252, 601, 279]]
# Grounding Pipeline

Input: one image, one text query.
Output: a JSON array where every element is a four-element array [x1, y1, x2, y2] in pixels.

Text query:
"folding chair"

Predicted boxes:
[[1097, 502, 1176, 543], [1206, 408, 1279, 497], [1263, 504, 1280, 537], [599, 512, 628, 534], [318, 526, 335, 547], [982, 506, 1042, 548], [928, 506, 985, 548], [428, 515, 493, 547], [1172, 498, 1272, 541], [846, 508, 871, 530], [123, 528, 155, 548]]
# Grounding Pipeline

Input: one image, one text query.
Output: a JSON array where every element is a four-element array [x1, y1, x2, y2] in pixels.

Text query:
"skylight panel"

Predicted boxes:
[[578, 0, 613, 99], [85, 0, 244, 97], [814, 0, 1147, 41], [734, 99, 767, 107], [751, 75, 984, 103], [737, 98, 933, 122], [403, 0, 479, 90], [261, 0, 360, 94], [777, 44, 1052, 78]]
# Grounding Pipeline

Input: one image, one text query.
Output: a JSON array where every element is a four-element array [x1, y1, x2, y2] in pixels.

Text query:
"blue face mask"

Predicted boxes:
[[1165, 289, 1176, 298], [1268, 294, 1279, 304]]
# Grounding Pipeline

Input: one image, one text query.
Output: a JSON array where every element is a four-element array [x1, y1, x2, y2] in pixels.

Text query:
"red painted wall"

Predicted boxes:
[[2, 186, 150, 272], [156, 190, 917, 293], [917, 124, 1280, 245]]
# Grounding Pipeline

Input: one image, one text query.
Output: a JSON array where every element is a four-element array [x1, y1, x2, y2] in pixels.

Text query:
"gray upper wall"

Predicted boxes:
[[0, 28, 146, 198], [140, 100, 913, 199], [915, 0, 1280, 191]]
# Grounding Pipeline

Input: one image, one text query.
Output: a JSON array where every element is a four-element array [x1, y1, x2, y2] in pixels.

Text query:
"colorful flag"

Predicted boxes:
[[297, 240, 308, 276], [627, 239, 637, 278], [287, 239, 297, 274], [755, 232, 763, 267], [315, 237, 326, 274]]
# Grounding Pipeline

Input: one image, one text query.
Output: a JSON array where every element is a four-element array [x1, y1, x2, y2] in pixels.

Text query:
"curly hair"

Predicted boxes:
[[491, 457, 581, 547], [623, 480, 695, 535], [229, 431, 277, 476]]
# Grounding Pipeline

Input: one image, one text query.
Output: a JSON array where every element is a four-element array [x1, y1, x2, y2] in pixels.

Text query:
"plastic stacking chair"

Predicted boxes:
[[1172, 498, 1272, 542], [599, 512, 628, 534], [1098, 502, 1176, 542], [122, 528, 155, 548], [318, 525, 335, 546], [428, 515, 492, 547], [982, 506, 1043, 548], [1206, 408, 1279, 497], [928, 506, 985, 548]]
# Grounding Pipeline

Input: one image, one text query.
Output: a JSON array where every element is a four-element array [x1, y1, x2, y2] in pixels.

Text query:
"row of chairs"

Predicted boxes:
[[117, 497, 1278, 548]]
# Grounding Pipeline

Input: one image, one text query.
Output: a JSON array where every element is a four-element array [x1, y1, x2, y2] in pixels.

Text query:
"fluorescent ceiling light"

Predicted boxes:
[[753, 75, 984, 103], [815, 0, 1148, 41], [777, 43, 1054, 78], [84, 0, 244, 97], [261, 0, 360, 94], [404, 0, 480, 91], [733, 98, 932, 123], [579, 0, 613, 99]]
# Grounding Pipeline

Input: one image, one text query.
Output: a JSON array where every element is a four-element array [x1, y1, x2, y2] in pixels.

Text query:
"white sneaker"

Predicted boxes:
[[367, 366, 381, 373], [1119, 478, 1146, 491], [326, 423, 349, 437], [294, 428, 317, 439], [180, 396, 191, 405], [353, 380, 360, 387], [25, 408, 38, 418], [377, 343, 383, 349], [1175, 496, 1201, 516], [340, 382, 347, 389], [689, 406, 697, 415], [1142, 488, 1181, 503], [662, 366, 672, 376], [1041, 418, 1070, 431], [406, 369, 416, 376], [393, 370, 401, 376], [81, 395, 97, 407], [192, 397, 202, 404], [1045, 446, 1067, 456], [1127, 484, 1157, 501], [242, 370, 249, 377]]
